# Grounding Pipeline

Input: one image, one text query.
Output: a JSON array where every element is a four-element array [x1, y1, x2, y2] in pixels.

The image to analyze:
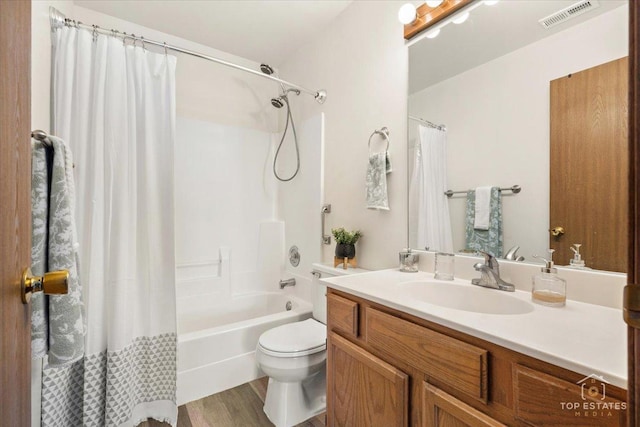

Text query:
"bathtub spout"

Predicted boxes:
[[279, 278, 296, 289]]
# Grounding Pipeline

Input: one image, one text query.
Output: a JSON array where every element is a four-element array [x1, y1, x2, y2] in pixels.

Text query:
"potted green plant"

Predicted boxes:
[[331, 227, 362, 259]]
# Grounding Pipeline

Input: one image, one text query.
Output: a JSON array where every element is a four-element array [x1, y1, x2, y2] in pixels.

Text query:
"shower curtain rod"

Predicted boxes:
[[48, 7, 327, 104], [409, 115, 446, 131]]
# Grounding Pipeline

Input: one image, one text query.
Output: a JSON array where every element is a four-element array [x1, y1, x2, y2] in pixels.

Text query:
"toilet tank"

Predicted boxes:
[[311, 263, 369, 325], [311, 270, 329, 324]]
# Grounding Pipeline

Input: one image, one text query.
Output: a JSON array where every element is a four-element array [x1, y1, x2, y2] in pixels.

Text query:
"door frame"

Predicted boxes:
[[626, 1, 640, 426]]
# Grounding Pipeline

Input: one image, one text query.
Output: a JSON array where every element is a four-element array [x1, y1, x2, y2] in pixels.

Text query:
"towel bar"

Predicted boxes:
[[445, 185, 521, 198]]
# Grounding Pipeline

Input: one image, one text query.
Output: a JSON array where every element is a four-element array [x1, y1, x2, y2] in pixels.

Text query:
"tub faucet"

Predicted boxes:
[[471, 251, 515, 292], [279, 278, 296, 289]]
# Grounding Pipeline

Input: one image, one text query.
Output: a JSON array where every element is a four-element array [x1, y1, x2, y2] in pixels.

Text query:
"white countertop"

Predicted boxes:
[[322, 268, 628, 389]]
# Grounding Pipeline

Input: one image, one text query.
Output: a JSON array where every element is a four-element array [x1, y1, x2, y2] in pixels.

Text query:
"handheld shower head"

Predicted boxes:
[[260, 63, 275, 75], [271, 97, 285, 108], [315, 90, 327, 104]]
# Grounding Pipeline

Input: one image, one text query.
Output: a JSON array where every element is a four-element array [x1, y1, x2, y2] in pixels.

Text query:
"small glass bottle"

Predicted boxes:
[[532, 249, 566, 307]]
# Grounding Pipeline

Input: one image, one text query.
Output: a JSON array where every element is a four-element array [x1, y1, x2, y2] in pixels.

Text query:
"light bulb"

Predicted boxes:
[[398, 3, 417, 25], [452, 12, 469, 24], [484, 0, 499, 5], [426, 0, 444, 7], [426, 28, 441, 38]]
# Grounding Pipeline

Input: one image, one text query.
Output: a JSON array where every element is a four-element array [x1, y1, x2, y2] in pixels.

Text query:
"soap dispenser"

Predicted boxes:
[[569, 244, 586, 268], [532, 249, 566, 307]]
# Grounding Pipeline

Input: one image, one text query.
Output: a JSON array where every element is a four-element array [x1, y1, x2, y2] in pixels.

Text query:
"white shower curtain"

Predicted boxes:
[[409, 124, 453, 253], [41, 26, 178, 426]]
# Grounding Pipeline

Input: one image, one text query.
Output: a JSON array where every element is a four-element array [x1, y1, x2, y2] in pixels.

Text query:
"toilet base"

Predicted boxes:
[[263, 365, 326, 427]]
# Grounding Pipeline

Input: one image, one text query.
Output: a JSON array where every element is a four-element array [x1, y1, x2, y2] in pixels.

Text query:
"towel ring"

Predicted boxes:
[[368, 127, 390, 154]]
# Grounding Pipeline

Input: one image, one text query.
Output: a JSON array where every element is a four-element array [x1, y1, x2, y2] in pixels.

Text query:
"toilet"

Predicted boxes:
[[256, 263, 366, 427]]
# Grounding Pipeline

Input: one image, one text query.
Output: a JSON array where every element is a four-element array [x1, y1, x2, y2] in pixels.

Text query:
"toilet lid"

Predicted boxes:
[[258, 318, 326, 356]]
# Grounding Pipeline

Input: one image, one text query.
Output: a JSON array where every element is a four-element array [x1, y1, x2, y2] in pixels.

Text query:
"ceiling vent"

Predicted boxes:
[[538, 0, 600, 29]]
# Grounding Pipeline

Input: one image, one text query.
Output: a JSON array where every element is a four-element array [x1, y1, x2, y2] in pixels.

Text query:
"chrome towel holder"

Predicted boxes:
[[368, 127, 390, 154]]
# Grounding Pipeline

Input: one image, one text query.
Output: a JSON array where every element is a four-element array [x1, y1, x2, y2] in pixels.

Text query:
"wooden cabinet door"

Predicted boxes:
[[422, 382, 505, 427], [550, 57, 628, 272], [327, 332, 408, 427]]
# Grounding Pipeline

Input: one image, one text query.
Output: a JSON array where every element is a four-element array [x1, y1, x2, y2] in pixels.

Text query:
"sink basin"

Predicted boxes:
[[397, 280, 534, 315]]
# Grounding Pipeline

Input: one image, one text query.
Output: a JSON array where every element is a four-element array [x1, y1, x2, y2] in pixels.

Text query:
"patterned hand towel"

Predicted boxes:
[[31, 136, 84, 366], [366, 152, 389, 210], [465, 187, 503, 257]]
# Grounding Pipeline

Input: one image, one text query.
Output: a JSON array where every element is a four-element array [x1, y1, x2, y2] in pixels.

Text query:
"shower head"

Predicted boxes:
[[271, 97, 285, 108], [260, 63, 275, 75]]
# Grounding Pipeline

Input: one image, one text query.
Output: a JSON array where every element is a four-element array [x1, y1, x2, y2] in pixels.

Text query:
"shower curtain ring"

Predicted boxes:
[[140, 36, 146, 51], [92, 25, 98, 42], [163, 42, 168, 55]]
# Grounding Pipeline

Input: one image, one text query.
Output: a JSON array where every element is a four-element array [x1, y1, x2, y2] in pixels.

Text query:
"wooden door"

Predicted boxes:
[[626, 2, 640, 426], [422, 383, 505, 427], [327, 332, 408, 427], [0, 1, 32, 425], [550, 57, 628, 272]]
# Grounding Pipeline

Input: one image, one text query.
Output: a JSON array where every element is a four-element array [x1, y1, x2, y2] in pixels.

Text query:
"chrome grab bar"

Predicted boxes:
[[321, 204, 331, 244]]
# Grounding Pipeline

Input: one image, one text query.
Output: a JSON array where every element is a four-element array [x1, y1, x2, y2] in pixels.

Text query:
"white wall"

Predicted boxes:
[[279, 1, 409, 270], [408, 5, 628, 262]]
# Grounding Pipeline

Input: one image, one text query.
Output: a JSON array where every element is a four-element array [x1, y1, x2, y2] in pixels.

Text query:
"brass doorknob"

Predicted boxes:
[[550, 226, 565, 237], [21, 268, 69, 304]]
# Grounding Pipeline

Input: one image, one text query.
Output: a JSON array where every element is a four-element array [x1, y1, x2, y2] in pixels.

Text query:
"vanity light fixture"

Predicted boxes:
[[425, 0, 444, 7], [398, 3, 418, 25], [404, 0, 499, 42], [452, 11, 470, 24], [426, 28, 441, 38]]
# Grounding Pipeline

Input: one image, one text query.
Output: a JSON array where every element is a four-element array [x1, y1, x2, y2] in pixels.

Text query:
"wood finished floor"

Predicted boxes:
[[140, 377, 326, 427]]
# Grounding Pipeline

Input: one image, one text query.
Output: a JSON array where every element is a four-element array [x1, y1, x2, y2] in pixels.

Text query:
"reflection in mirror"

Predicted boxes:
[[407, 0, 628, 272]]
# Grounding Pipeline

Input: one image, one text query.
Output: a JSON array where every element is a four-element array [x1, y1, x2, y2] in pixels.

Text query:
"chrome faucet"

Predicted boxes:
[[279, 278, 296, 289], [471, 251, 515, 292]]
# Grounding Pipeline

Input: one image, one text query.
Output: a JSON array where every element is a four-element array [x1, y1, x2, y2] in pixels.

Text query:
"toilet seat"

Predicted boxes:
[[258, 318, 326, 358]]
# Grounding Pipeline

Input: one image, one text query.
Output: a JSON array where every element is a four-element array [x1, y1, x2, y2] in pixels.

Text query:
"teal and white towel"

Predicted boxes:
[[31, 136, 84, 366], [366, 152, 389, 210], [465, 187, 503, 257]]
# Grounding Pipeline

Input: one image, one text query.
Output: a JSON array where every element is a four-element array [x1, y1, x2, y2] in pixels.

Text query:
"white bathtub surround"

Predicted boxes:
[[47, 26, 178, 426], [175, 117, 278, 275], [177, 293, 311, 405], [278, 114, 324, 284], [322, 269, 627, 389]]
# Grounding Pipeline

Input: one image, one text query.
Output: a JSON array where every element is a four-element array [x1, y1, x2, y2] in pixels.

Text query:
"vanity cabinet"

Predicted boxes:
[[326, 288, 627, 427], [327, 332, 408, 426], [422, 382, 506, 427]]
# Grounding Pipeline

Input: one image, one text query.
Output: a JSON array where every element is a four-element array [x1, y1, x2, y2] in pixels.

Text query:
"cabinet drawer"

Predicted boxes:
[[327, 293, 358, 338], [366, 308, 488, 402], [513, 364, 626, 426]]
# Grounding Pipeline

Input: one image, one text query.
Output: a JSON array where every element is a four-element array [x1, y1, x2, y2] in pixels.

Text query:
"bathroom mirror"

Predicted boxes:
[[407, 0, 629, 272]]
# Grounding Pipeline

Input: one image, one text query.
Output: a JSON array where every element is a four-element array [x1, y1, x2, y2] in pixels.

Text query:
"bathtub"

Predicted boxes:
[[176, 292, 312, 405]]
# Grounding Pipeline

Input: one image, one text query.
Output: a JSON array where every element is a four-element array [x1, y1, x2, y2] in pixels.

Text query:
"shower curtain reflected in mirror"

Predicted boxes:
[[40, 25, 178, 426], [409, 125, 453, 253]]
